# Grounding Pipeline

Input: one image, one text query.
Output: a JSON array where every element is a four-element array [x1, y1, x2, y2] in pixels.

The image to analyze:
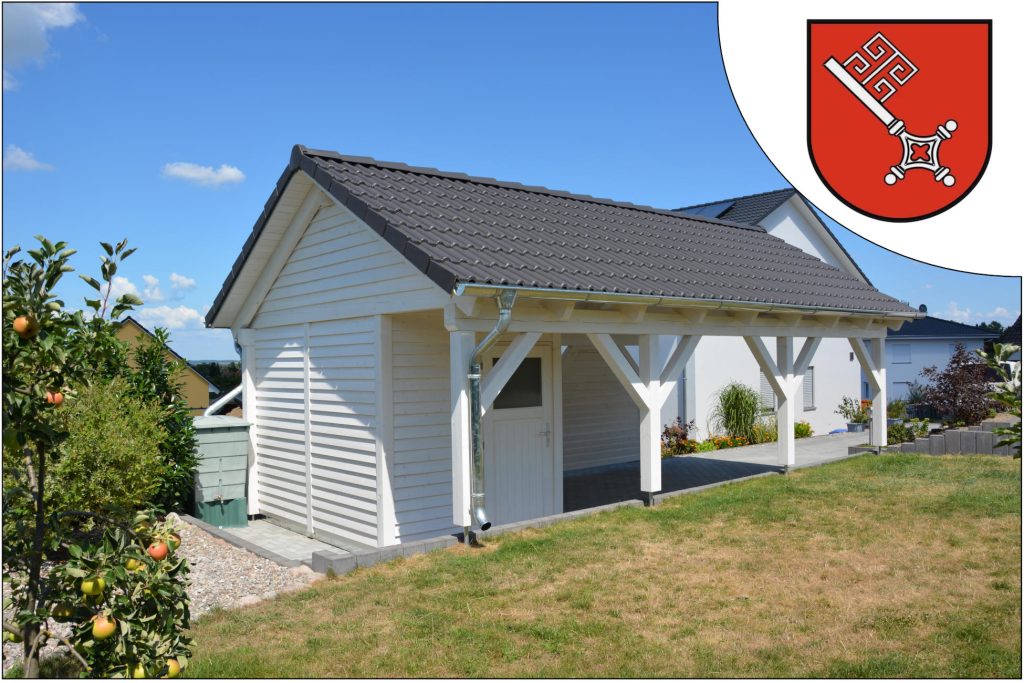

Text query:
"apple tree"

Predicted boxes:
[[2, 237, 192, 677]]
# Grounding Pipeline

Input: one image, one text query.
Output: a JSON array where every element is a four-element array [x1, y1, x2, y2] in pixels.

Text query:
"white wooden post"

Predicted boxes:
[[374, 315, 397, 546], [849, 337, 888, 449], [587, 333, 701, 502], [745, 336, 820, 470], [638, 335, 662, 497], [776, 336, 796, 469], [870, 338, 887, 447], [449, 330, 475, 529]]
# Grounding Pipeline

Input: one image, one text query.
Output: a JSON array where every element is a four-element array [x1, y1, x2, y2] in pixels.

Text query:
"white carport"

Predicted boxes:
[[446, 289, 896, 529]]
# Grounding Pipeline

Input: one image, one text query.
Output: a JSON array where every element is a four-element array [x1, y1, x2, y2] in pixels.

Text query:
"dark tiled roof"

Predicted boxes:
[[206, 147, 917, 325], [677, 189, 796, 225], [889, 316, 998, 339], [677, 188, 872, 285], [999, 315, 1021, 344]]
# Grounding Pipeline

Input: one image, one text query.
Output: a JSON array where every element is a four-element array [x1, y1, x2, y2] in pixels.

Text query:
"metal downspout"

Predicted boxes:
[[468, 289, 517, 539]]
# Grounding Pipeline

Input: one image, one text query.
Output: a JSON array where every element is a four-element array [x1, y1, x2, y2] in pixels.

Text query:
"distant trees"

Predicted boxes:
[[191, 361, 241, 392], [976, 321, 1006, 335]]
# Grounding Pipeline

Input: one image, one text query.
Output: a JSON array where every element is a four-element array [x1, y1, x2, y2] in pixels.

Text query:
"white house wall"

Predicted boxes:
[[390, 311, 462, 543], [879, 337, 985, 400], [561, 339, 640, 471], [250, 319, 380, 548], [689, 336, 858, 439]]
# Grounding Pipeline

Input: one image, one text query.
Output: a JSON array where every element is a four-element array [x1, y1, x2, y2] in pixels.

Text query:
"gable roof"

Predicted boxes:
[[676, 188, 871, 284], [207, 146, 918, 326], [888, 315, 997, 339], [117, 316, 220, 391], [677, 188, 797, 225]]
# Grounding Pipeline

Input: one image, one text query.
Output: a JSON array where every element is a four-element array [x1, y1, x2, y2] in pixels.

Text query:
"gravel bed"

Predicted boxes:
[[3, 514, 320, 672]]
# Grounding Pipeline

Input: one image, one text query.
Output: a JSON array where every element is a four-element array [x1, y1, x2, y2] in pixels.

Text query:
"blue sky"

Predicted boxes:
[[3, 3, 1019, 359]]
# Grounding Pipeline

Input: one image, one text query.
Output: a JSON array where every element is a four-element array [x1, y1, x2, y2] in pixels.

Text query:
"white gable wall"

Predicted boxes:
[[759, 200, 844, 271], [250, 198, 448, 329]]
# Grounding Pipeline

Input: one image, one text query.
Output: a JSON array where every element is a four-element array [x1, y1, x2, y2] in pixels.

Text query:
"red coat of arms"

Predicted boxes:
[[808, 21, 991, 221]]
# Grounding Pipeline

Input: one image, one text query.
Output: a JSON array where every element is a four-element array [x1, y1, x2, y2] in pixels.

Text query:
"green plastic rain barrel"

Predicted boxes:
[[192, 415, 249, 528]]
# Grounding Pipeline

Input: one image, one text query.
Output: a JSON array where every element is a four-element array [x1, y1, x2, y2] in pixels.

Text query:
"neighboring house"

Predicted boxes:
[[116, 317, 220, 415], [873, 312, 995, 400], [205, 146, 917, 549], [675, 189, 873, 437], [998, 315, 1022, 366]]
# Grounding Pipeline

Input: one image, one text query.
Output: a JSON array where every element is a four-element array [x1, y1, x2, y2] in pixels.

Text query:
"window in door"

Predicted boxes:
[[492, 357, 543, 409]]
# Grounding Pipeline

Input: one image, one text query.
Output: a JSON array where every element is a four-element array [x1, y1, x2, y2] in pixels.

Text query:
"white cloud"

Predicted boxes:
[[169, 272, 196, 290], [141, 274, 165, 303], [944, 301, 1018, 325], [103, 275, 139, 301], [3, 145, 54, 171], [2, 3, 83, 90], [162, 162, 245, 187], [137, 305, 205, 330]]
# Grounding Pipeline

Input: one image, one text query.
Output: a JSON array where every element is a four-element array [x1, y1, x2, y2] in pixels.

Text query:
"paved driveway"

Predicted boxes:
[[564, 432, 867, 512]]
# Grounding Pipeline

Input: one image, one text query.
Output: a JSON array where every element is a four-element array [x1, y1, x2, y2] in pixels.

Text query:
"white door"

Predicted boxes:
[[483, 344, 556, 526]]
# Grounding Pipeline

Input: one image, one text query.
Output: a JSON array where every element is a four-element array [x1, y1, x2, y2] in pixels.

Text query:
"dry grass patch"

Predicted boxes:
[[187, 454, 1020, 678]]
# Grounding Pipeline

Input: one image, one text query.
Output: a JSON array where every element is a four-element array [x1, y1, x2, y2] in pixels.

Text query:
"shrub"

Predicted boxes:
[[48, 378, 168, 516], [124, 328, 198, 512], [711, 382, 761, 442], [920, 343, 991, 426], [976, 343, 1022, 457], [887, 422, 917, 445], [794, 421, 813, 439], [661, 418, 698, 457], [836, 396, 870, 424], [750, 416, 778, 444], [694, 440, 717, 453], [887, 399, 908, 419]]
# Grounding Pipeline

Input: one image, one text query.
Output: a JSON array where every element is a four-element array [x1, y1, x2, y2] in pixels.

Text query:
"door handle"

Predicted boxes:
[[538, 423, 552, 446]]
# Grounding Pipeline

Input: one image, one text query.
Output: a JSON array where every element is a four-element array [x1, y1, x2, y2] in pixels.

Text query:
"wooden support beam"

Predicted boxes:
[[541, 300, 576, 321], [676, 308, 709, 325], [586, 333, 649, 408], [776, 312, 803, 326], [616, 303, 648, 323], [480, 332, 542, 410], [744, 336, 785, 398], [794, 337, 822, 377], [638, 335, 662, 495], [730, 310, 759, 325], [615, 338, 639, 374], [452, 295, 484, 318], [658, 335, 701, 404], [776, 336, 796, 469]]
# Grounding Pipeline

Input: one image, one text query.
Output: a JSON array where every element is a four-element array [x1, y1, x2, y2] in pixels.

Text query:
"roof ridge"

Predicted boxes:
[[297, 145, 768, 234], [677, 187, 796, 211]]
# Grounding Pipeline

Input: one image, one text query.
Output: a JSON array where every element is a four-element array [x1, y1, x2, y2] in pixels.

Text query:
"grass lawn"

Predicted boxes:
[[188, 454, 1021, 678]]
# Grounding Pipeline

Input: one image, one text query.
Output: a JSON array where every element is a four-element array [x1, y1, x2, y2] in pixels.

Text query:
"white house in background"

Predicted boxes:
[[873, 311, 996, 400], [674, 190, 874, 437], [205, 146, 918, 549]]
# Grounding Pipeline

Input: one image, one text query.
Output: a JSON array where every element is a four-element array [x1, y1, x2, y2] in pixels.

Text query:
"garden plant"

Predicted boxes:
[[2, 238, 192, 677]]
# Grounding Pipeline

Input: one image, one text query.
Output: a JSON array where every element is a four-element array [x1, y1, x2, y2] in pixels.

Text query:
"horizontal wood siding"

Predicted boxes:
[[251, 201, 446, 328], [307, 318, 379, 547], [390, 311, 460, 542], [252, 326, 309, 528], [562, 343, 640, 470]]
